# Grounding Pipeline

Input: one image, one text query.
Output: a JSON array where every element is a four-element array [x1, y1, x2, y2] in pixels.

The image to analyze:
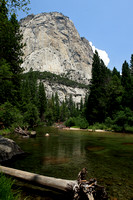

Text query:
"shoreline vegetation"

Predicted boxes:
[[0, 121, 132, 137], [0, 173, 20, 200]]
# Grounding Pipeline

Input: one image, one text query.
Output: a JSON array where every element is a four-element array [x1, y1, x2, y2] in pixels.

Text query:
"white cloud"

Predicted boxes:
[[89, 42, 110, 66]]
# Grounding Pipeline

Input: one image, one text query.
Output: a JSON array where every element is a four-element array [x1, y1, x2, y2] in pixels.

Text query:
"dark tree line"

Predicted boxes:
[[0, 0, 133, 132], [85, 51, 133, 132], [0, 0, 24, 105]]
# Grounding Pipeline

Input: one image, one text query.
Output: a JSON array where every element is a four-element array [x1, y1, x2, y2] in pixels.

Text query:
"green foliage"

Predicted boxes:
[[38, 81, 47, 119], [88, 122, 107, 131], [86, 51, 111, 124], [44, 99, 55, 126], [130, 54, 133, 76], [0, 102, 23, 128], [65, 117, 89, 129], [59, 101, 68, 121], [53, 92, 60, 122], [23, 71, 89, 89], [2, 0, 30, 14], [104, 117, 113, 130], [0, 1, 25, 105], [0, 128, 10, 135], [112, 108, 133, 132], [0, 173, 20, 200], [106, 74, 123, 117], [75, 117, 89, 129], [23, 103, 40, 128], [112, 67, 121, 78], [65, 117, 75, 127], [0, 59, 14, 104]]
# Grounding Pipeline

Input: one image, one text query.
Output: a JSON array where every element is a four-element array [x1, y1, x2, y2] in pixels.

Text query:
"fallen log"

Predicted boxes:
[[0, 166, 76, 192], [0, 166, 108, 199]]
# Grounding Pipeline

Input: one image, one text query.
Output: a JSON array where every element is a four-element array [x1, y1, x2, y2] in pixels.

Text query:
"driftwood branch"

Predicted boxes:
[[15, 127, 30, 136], [14, 127, 36, 137], [72, 168, 108, 200]]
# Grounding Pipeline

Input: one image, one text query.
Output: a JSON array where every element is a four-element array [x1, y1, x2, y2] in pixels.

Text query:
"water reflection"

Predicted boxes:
[[6, 127, 133, 200]]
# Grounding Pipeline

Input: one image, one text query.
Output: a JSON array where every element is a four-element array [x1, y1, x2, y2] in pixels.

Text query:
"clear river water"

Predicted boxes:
[[5, 127, 133, 200]]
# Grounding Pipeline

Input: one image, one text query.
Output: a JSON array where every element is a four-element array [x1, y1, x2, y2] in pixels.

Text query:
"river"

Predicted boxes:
[[5, 127, 133, 200]]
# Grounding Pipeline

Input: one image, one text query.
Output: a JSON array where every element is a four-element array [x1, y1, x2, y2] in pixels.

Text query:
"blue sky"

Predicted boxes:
[[18, 0, 133, 72]]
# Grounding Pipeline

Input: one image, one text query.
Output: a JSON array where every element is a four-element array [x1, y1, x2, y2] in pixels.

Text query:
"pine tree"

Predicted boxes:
[[28, 69, 38, 106], [60, 101, 67, 121], [86, 51, 111, 124], [107, 74, 123, 118], [0, 1, 9, 61], [130, 54, 133, 76], [121, 61, 130, 87], [38, 82, 47, 119], [0, 59, 13, 104], [80, 98, 83, 112], [54, 92, 60, 122], [68, 94, 75, 117], [121, 61, 132, 108], [0, 0, 25, 104], [112, 67, 121, 78]]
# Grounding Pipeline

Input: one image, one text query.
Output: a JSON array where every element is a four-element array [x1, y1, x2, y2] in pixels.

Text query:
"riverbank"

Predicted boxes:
[[53, 122, 111, 133], [65, 127, 108, 132]]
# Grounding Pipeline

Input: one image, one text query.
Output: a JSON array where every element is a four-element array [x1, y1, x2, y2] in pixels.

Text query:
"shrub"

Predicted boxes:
[[0, 173, 20, 200], [0, 128, 10, 135], [112, 108, 133, 132], [65, 117, 89, 129], [65, 117, 75, 127], [74, 117, 89, 129]]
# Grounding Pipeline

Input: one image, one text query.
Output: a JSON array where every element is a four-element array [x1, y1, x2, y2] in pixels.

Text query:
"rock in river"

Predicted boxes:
[[0, 135, 24, 163]]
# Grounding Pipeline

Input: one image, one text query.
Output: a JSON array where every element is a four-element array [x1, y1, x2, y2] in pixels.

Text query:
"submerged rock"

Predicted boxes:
[[0, 136, 24, 163]]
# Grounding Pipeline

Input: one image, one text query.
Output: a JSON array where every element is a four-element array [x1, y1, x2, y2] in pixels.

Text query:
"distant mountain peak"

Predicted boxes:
[[20, 12, 93, 85]]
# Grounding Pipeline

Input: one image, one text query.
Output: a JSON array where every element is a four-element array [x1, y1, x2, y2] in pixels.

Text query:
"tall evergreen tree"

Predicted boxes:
[[112, 67, 121, 78], [107, 74, 123, 118], [86, 51, 110, 124], [0, 59, 13, 104], [0, 0, 25, 104], [121, 61, 130, 87], [54, 92, 60, 122], [121, 61, 132, 109], [38, 82, 47, 119], [60, 101, 67, 121]]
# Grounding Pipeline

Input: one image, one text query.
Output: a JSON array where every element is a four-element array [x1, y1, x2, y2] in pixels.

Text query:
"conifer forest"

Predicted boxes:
[[0, 0, 133, 133]]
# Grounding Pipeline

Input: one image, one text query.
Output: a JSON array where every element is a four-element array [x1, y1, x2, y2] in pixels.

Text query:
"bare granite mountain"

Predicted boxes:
[[20, 12, 93, 103]]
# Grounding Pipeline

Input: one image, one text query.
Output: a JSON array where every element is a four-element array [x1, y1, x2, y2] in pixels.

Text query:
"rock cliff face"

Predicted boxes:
[[20, 12, 93, 103], [20, 12, 93, 85], [43, 80, 88, 104]]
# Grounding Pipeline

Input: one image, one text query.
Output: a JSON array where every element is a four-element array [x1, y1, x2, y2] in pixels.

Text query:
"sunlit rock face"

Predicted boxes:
[[42, 80, 88, 104], [20, 12, 93, 103]]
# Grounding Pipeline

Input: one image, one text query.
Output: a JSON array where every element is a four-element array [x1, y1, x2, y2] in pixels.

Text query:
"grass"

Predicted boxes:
[[0, 173, 20, 200], [0, 128, 11, 136]]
